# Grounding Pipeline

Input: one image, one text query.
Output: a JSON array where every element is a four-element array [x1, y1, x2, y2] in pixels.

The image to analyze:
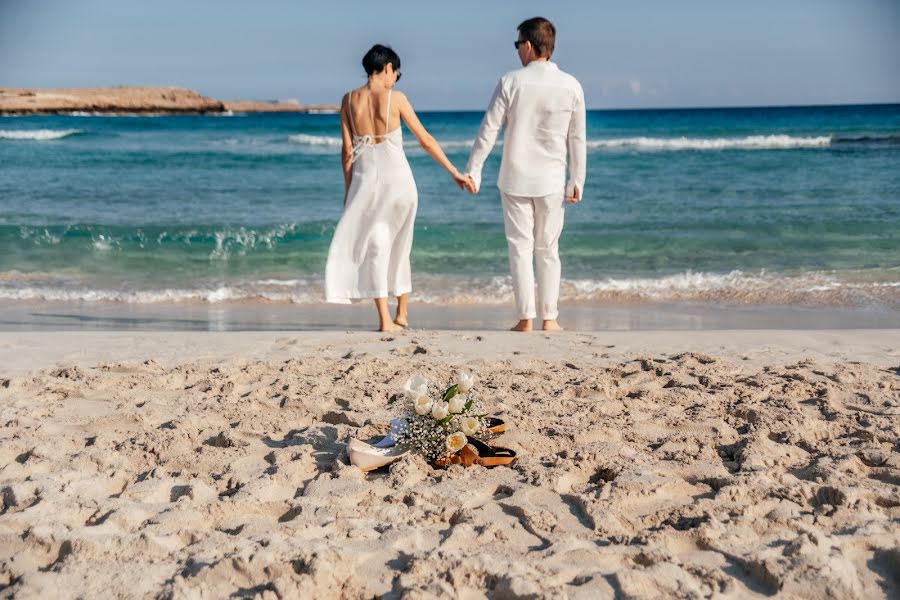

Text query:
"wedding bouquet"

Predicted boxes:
[[394, 371, 490, 462], [347, 370, 515, 471]]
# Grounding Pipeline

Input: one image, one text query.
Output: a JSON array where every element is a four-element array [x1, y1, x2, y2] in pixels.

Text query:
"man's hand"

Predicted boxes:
[[452, 170, 475, 193], [564, 186, 581, 204], [456, 174, 477, 194]]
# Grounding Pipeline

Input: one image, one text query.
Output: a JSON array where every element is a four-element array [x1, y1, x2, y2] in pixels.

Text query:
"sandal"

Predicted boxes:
[[486, 417, 506, 434], [348, 438, 409, 472], [433, 438, 517, 469]]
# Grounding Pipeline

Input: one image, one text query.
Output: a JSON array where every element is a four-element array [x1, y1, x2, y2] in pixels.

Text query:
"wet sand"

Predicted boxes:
[[2, 299, 899, 332]]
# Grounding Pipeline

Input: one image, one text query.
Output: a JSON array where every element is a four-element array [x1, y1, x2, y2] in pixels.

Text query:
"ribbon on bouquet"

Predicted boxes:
[[373, 418, 404, 448]]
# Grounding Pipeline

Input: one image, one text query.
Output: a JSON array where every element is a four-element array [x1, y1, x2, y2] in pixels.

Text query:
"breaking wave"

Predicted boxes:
[[287, 133, 838, 152], [0, 129, 83, 141], [1, 270, 896, 308], [586, 135, 833, 151]]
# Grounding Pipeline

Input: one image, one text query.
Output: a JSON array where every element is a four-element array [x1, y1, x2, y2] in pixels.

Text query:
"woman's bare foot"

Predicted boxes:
[[542, 320, 563, 332], [374, 297, 403, 333], [394, 294, 409, 329], [510, 319, 533, 332]]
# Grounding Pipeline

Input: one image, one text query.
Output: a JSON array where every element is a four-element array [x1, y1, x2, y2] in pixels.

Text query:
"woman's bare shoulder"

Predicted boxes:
[[344, 87, 368, 102], [392, 90, 411, 108]]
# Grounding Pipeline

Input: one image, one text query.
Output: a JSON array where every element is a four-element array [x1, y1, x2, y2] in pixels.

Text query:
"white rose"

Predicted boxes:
[[460, 416, 480, 436], [448, 394, 466, 414], [431, 401, 449, 420], [414, 396, 433, 416], [457, 371, 474, 393], [446, 431, 467, 453], [404, 374, 428, 400]]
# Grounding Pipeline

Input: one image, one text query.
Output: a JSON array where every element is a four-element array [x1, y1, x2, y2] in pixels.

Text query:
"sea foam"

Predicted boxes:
[[288, 133, 342, 146], [286, 133, 833, 152], [0, 129, 83, 141], [2, 270, 895, 308], [586, 135, 832, 151]]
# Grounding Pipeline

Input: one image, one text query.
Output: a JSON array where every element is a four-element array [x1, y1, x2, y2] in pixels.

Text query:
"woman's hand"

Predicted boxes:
[[452, 169, 477, 193], [398, 93, 477, 194]]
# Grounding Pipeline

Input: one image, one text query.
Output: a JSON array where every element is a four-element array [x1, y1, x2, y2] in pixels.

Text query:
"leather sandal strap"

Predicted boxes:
[[433, 440, 517, 469], [476, 447, 516, 467], [486, 417, 506, 434]]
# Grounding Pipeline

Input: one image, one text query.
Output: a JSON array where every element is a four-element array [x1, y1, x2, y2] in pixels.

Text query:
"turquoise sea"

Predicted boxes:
[[1, 103, 898, 324]]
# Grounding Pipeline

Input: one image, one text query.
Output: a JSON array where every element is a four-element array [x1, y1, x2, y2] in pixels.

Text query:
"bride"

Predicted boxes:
[[325, 44, 471, 331]]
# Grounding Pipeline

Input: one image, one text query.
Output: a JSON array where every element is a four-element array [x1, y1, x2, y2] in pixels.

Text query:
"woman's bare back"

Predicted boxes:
[[346, 87, 401, 138]]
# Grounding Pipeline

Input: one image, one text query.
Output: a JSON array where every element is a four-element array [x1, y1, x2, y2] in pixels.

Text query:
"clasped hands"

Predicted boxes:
[[452, 170, 580, 203], [452, 171, 478, 194]]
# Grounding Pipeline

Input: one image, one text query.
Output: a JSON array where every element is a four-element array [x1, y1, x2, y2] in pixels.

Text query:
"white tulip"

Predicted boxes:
[[457, 371, 474, 393], [460, 417, 480, 436], [448, 394, 466, 414], [431, 401, 449, 420], [404, 374, 428, 400], [414, 396, 433, 416], [446, 432, 467, 453]]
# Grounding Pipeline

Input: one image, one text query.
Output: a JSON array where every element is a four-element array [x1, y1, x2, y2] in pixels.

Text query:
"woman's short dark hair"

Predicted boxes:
[[362, 44, 401, 76], [517, 17, 556, 58]]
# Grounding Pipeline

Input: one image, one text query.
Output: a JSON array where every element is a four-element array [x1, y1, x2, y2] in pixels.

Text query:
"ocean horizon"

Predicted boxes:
[[1, 102, 898, 329]]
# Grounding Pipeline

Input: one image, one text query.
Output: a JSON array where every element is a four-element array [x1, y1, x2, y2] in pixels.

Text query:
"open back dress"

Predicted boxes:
[[325, 89, 418, 303]]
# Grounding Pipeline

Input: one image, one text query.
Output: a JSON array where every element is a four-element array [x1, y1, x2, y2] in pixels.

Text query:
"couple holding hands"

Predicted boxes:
[[325, 17, 587, 332]]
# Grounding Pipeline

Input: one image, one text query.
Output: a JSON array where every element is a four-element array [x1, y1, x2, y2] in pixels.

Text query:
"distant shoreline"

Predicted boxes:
[[1, 87, 895, 116], [0, 86, 339, 115]]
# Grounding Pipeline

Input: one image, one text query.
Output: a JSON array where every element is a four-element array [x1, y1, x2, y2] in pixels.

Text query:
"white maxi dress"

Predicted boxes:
[[325, 90, 418, 303]]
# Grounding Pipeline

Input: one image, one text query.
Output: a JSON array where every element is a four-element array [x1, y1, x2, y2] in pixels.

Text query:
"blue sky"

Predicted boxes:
[[1, 0, 898, 110]]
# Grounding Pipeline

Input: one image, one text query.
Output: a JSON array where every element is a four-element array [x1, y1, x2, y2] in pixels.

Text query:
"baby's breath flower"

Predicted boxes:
[[393, 375, 489, 462]]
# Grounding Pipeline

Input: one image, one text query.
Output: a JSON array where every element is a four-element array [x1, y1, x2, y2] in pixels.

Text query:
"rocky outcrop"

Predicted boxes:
[[223, 99, 338, 113], [0, 87, 226, 115], [0, 87, 337, 115]]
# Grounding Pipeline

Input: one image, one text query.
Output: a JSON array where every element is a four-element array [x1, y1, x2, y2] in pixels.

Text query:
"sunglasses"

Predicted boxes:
[[395, 70, 402, 82], [514, 40, 527, 49]]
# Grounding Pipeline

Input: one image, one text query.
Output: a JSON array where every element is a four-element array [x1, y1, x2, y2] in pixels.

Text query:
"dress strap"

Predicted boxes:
[[385, 89, 392, 136], [346, 92, 357, 137]]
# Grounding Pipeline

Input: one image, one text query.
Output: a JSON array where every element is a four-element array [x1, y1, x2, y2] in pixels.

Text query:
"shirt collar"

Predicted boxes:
[[526, 60, 558, 70]]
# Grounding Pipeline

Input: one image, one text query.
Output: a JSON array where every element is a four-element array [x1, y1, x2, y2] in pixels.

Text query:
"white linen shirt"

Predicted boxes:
[[465, 61, 586, 199]]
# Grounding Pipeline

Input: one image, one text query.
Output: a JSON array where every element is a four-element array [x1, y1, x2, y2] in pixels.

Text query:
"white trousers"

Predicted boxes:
[[501, 191, 566, 321]]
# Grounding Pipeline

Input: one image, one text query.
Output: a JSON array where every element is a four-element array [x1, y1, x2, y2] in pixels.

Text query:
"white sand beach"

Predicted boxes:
[[1, 329, 898, 598]]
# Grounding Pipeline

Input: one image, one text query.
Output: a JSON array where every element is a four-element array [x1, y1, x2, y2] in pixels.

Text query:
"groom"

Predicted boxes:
[[464, 16, 587, 332]]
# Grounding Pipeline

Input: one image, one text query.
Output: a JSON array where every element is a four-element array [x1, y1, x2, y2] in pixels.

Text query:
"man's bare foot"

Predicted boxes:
[[379, 322, 404, 332], [510, 319, 533, 332], [542, 320, 563, 332], [394, 317, 408, 328]]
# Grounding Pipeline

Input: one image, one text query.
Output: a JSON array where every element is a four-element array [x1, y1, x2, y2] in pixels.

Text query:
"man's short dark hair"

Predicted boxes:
[[362, 44, 401, 76], [517, 17, 556, 58]]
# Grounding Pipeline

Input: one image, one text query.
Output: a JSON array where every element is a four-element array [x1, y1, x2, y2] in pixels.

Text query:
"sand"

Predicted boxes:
[[1, 330, 898, 598]]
